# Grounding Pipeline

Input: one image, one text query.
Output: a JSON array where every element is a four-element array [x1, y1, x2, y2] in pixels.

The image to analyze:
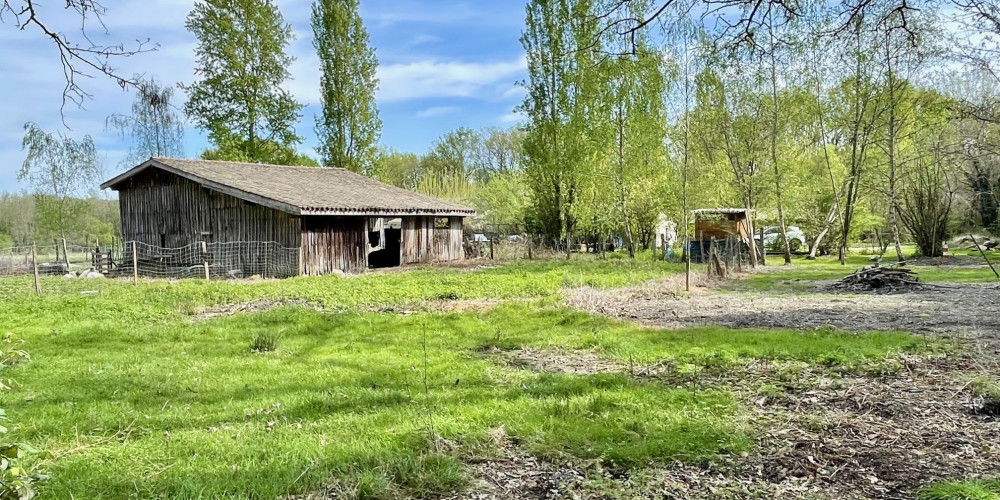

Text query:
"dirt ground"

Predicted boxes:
[[567, 278, 1000, 340], [443, 276, 1000, 500]]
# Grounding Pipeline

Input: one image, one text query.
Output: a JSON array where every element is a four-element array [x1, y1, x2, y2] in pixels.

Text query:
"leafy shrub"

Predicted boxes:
[[1, 332, 42, 500]]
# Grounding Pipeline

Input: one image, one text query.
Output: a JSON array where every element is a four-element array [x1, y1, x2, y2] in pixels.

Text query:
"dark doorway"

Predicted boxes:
[[369, 227, 401, 268]]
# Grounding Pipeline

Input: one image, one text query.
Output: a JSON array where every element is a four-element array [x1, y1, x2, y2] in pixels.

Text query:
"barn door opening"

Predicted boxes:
[[369, 218, 402, 269]]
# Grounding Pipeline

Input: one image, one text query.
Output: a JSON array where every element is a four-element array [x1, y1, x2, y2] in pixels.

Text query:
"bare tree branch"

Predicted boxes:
[[0, 0, 157, 121]]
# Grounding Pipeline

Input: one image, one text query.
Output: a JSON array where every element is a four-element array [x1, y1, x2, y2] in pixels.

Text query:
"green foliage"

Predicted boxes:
[[183, 0, 303, 163], [520, 0, 604, 241], [0, 332, 41, 500], [19, 123, 101, 240], [0, 194, 118, 247], [199, 141, 319, 167], [312, 0, 381, 173]]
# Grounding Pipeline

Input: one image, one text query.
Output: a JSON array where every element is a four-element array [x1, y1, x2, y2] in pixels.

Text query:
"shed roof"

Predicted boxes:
[[692, 208, 753, 215], [101, 158, 475, 217]]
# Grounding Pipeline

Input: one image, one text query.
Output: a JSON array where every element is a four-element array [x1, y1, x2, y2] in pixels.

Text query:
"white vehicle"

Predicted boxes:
[[760, 225, 806, 252]]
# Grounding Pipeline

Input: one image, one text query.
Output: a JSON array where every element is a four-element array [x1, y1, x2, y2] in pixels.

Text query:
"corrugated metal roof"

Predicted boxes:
[[101, 157, 476, 217]]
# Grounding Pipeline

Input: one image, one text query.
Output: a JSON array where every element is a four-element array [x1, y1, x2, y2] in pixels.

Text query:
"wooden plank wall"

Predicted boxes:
[[117, 169, 301, 248], [401, 216, 464, 264], [299, 216, 368, 275]]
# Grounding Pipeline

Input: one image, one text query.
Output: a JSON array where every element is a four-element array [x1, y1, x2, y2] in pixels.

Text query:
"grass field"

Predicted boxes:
[[0, 255, 975, 498]]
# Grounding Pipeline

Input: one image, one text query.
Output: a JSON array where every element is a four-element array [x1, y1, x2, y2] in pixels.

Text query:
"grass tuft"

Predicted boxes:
[[249, 330, 282, 353], [916, 478, 1000, 500]]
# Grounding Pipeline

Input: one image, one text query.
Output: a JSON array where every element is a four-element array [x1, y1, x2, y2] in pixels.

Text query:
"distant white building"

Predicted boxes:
[[654, 213, 677, 249]]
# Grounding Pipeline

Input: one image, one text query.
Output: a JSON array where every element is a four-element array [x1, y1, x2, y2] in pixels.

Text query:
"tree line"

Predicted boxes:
[[11, 0, 1000, 259], [506, 0, 1000, 260]]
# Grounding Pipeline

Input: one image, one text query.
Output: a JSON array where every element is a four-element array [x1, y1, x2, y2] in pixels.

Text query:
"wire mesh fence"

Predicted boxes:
[[0, 242, 107, 277], [120, 241, 299, 280], [0, 240, 300, 288]]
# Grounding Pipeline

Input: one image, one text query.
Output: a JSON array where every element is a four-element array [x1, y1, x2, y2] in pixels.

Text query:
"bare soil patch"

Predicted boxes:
[[442, 427, 587, 500], [475, 345, 1000, 500], [191, 298, 321, 319], [567, 281, 1000, 340]]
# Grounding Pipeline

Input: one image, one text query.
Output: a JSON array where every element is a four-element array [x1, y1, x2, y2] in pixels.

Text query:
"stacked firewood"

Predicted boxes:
[[832, 266, 922, 292]]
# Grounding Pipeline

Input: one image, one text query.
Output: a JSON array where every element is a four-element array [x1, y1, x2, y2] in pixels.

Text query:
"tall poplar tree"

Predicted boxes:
[[520, 0, 602, 251], [312, 0, 382, 173], [183, 0, 303, 164]]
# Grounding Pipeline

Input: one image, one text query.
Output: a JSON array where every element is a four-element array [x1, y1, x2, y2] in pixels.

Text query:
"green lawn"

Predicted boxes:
[[0, 258, 930, 499]]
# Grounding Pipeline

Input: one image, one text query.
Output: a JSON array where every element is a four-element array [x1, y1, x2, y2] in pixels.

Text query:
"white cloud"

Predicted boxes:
[[416, 106, 460, 118], [498, 111, 525, 124], [500, 86, 527, 100], [410, 34, 443, 46], [378, 56, 526, 102]]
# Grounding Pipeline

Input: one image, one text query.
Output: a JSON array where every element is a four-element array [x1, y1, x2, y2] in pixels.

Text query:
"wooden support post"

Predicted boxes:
[[489, 238, 494, 261], [527, 235, 533, 260], [132, 241, 139, 284], [202, 241, 210, 280], [970, 234, 1000, 281], [31, 243, 40, 295], [759, 226, 766, 266], [61, 238, 69, 270]]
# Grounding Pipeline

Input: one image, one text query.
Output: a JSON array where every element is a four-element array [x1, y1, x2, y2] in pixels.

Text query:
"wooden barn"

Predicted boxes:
[[101, 158, 475, 275]]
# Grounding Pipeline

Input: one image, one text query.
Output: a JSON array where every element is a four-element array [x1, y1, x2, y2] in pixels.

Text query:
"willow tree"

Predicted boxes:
[[312, 0, 381, 173], [183, 0, 303, 164], [20, 122, 100, 240], [106, 77, 184, 166], [520, 0, 603, 251]]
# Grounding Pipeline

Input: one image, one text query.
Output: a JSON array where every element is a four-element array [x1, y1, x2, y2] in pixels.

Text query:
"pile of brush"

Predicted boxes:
[[832, 265, 922, 292]]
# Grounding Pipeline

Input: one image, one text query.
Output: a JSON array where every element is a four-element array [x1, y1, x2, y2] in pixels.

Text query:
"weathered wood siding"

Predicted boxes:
[[117, 169, 301, 248], [401, 216, 464, 264], [300, 216, 367, 275]]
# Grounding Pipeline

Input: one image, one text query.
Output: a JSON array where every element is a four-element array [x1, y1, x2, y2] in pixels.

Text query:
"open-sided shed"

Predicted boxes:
[[101, 158, 475, 275], [690, 208, 757, 264]]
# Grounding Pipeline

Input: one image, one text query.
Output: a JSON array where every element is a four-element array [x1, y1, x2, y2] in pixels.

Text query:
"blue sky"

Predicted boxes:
[[0, 0, 528, 193]]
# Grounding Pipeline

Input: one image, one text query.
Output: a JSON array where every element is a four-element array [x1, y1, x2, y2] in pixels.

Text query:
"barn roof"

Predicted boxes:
[[101, 157, 475, 217]]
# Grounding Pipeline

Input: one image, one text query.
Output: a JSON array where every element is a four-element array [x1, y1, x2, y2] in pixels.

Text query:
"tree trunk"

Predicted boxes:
[[768, 21, 792, 265]]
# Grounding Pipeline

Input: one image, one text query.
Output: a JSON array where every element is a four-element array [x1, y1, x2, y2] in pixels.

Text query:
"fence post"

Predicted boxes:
[[61, 238, 70, 270], [758, 226, 766, 266], [202, 241, 210, 281], [132, 241, 139, 283], [527, 235, 533, 260], [489, 238, 494, 261], [31, 243, 40, 295]]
